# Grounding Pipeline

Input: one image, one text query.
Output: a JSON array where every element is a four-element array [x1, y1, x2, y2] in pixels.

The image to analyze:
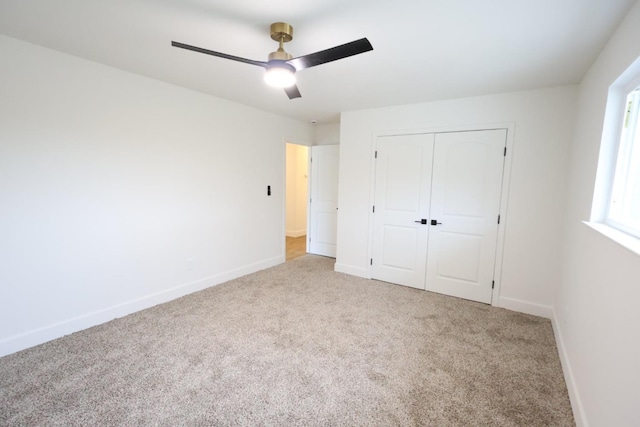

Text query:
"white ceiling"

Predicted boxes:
[[0, 0, 635, 123]]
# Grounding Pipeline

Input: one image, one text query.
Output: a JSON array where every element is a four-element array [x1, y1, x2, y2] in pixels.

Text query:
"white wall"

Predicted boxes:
[[337, 86, 577, 316], [285, 143, 308, 237], [0, 35, 313, 356], [555, 2, 640, 426], [314, 123, 340, 145]]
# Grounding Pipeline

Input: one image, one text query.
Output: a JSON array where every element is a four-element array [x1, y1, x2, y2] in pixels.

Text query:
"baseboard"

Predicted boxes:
[[0, 255, 284, 358], [334, 263, 369, 278], [551, 309, 587, 427], [285, 229, 306, 238], [498, 296, 553, 319]]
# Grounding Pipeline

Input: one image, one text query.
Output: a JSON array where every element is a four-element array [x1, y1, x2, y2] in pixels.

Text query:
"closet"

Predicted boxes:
[[371, 129, 506, 303]]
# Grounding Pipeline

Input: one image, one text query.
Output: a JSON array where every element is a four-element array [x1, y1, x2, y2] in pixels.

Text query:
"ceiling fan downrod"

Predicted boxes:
[[268, 22, 294, 62]]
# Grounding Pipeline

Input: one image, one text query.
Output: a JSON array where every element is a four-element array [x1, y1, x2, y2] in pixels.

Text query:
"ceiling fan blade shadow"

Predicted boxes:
[[284, 85, 302, 99], [171, 41, 268, 68], [287, 38, 373, 71]]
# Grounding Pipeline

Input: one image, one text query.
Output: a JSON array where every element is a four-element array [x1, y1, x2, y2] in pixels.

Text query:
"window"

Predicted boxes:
[[589, 56, 640, 254], [607, 86, 640, 238]]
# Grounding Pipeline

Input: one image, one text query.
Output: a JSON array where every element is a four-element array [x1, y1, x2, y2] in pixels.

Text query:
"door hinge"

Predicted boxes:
[[370, 258, 373, 265], [372, 205, 375, 213], [497, 214, 501, 224], [624, 100, 633, 127], [492, 280, 495, 289], [310, 157, 313, 163], [503, 147, 507, 156], [375, 151, 378, 159]]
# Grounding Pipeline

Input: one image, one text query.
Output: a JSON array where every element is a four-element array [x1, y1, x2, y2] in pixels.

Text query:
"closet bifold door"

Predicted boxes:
[[371, 129, 507, 304]]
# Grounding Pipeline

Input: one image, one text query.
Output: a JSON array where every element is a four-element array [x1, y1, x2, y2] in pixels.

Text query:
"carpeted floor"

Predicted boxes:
[[0, 255, 574, 426]]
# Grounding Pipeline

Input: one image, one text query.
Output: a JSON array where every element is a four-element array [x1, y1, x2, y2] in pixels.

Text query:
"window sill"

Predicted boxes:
[[583, 221, 640, 257]]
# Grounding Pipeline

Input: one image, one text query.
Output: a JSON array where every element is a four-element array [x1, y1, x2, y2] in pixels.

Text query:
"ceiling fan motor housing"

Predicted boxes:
[[268, 49, 292, 61]]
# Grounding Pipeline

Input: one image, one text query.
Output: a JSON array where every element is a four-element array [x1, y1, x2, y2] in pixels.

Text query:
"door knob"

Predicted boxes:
[[414, 219, 427, 224], [430, 219, 442, 226]]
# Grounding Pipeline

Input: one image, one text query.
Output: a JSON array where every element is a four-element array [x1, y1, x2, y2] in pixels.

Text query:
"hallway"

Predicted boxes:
[[286, 235, 306, 261]]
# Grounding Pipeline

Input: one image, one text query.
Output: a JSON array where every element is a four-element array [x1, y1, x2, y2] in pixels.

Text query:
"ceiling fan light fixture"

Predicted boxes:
[[264, 63, 296, 88]]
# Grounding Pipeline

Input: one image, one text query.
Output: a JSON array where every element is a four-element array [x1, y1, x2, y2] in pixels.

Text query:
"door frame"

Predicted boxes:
[[368, 122, 515, 307]]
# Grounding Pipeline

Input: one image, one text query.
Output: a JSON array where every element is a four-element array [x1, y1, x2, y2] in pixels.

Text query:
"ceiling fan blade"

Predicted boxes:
[[287, 38, 373, 71], [284, 85, 302, 99], [171, 41, 268, 68]]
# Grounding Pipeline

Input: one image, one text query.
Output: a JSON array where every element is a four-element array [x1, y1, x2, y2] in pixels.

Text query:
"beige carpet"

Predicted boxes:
[[0, 255, 574, 426]]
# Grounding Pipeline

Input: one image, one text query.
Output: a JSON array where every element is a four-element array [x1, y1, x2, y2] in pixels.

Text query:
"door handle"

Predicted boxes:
[[430, 219, 442, 226], [414, 219, 427, 224]]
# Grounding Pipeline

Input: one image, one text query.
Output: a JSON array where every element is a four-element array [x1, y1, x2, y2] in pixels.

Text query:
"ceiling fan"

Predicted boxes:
[[171, 22, 373, 99]]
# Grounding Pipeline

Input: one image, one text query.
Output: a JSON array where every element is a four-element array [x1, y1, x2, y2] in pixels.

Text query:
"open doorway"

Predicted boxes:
[[285, 143, 309, 261]]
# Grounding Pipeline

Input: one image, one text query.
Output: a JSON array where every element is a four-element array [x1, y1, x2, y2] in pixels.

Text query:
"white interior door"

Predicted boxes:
[[371, 134, 434, 289], [425, 129, 506, 303], [308, 145, 339, 257]]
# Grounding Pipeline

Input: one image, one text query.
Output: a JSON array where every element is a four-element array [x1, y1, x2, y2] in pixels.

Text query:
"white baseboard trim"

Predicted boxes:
[[498, 296, 553, 319], [551, 309, 588, 427], [0, 256, 283, 358], [334, 263, 369, 278], [285, 229, 306, 238]]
